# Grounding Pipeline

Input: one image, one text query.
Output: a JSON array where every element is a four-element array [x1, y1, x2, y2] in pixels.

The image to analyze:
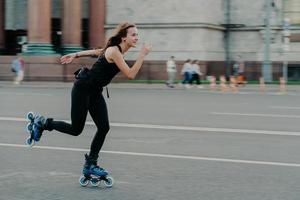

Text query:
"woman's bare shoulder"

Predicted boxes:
[[105, 46, 121, 62], [106, 46, 119, 53]]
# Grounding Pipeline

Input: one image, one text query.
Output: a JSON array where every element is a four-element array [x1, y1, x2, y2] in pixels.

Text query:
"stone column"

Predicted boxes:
[[0, 0, 5, 54], [89, 0, 106, 49], [61, 0, 83, 54], [25, 0, 56, 55]]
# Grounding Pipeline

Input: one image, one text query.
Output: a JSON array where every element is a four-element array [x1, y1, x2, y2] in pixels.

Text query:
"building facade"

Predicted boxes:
[[0, 0, 300, 81]]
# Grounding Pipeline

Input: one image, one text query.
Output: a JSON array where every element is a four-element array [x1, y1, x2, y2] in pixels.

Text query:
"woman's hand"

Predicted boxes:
[[140, 43, 152, 56], [60, 53, 77, 64]]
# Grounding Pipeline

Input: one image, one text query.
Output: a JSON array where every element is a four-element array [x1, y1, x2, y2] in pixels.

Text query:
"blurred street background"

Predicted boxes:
[[1, 82, 300, 200], [0, 0, 300, 83], [1, 0, 300, 199]]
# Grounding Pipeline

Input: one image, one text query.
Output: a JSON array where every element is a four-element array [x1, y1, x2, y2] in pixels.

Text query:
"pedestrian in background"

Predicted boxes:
[[234, 55, 246, 86], [189, 60, 203, 88], [181, 59, 192, 88], [166, 56, 177, 88], [11, 57, 25, 85]]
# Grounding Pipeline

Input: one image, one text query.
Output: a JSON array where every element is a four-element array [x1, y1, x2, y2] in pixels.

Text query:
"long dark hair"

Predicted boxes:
[[100, 22, 136, 56]]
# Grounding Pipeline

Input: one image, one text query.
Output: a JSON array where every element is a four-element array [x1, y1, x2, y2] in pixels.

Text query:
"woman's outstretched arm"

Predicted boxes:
[[60, 49, 102, 64]]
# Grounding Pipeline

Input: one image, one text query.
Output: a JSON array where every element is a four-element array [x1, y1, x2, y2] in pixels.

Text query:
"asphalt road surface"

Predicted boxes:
[[0, 83, 300, 200]]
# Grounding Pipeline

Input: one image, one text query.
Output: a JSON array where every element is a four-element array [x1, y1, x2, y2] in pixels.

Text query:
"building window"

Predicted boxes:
[[284, 0, 300, 25]]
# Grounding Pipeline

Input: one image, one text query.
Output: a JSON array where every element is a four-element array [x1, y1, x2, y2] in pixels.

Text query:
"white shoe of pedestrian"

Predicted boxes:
[[185, 84, 192, 89]]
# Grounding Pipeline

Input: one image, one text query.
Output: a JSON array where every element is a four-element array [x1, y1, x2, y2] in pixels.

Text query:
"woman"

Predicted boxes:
[[181, 59, 192, 85], [26, 22, 152, 186], [188, 60, 203, 88], [166, 55, 177, 88]]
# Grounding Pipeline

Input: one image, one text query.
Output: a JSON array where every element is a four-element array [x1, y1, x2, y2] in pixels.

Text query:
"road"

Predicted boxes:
[[0, 83, 300, 200]]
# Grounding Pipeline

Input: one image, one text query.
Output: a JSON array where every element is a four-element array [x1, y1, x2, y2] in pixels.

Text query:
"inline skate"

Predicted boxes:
[[79, 154, 114, 188], [25, 112, 47, 146]]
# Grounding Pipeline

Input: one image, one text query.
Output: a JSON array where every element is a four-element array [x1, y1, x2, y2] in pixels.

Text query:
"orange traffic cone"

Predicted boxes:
[[209, 76, 217, 91], [259, 77, 265, 92], [220, 75, 228, 92], [279, 77, 286, 93], [230, 76, 238, 93]]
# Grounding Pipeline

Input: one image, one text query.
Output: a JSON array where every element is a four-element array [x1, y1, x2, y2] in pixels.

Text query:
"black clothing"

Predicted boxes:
[[189, 74, 201, 85], [89, 55, 120, 88], [48, 83, 109, 158], [47, 47, 121, 158]]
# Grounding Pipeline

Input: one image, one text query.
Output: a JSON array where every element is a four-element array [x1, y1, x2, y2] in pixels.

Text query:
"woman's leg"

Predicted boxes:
[[87, 91, 110, 159], [47, 84, 89, 136]]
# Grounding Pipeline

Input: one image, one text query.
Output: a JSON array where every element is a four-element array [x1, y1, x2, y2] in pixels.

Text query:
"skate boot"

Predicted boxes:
[[25, 111, 51, 147], [79, 154, 114, 188]]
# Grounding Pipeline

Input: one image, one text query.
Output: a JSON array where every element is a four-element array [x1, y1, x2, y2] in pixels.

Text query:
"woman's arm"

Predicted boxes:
[[60, 49, 102, 64], [108, 43, 152, 79]]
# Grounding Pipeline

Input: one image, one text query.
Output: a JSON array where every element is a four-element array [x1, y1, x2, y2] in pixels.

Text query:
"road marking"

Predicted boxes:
[[110, 122, 300, 136], [269, 106, 300, 110], [212, 112, 300, 119], [0, 92, 52, 96], [0, 116, 300, 136], [1, 142, 300, 168]]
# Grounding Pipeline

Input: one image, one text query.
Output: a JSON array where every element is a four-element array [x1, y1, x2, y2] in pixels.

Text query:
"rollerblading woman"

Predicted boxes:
[[25, 22, 152, 187]]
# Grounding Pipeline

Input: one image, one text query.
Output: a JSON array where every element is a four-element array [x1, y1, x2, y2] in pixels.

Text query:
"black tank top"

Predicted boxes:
[[89, 46, 121, 87]]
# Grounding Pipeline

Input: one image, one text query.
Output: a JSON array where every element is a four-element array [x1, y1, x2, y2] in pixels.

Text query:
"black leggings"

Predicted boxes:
[[49, 80, 109, 158], [189, 74, 201, 85]]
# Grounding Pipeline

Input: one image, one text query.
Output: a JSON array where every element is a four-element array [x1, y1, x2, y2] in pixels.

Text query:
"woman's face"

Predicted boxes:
[[123, 27, 139, 47]]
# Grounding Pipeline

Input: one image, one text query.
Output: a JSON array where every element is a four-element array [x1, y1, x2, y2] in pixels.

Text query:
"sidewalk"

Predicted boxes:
[[0, 81, 300, 93]]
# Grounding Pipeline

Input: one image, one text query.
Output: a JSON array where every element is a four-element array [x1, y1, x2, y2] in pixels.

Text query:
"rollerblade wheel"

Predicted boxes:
[[25, 137, 35, 147], [79, 175, 89, 187], [26, 123, 33, 132], [104, 176, 114, 188], [27, 112, 34, 121], [90, 178, 100, 187]]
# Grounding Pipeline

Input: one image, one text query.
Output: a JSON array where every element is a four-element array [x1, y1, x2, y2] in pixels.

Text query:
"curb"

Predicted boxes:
[[0, 81, 300, 92]]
